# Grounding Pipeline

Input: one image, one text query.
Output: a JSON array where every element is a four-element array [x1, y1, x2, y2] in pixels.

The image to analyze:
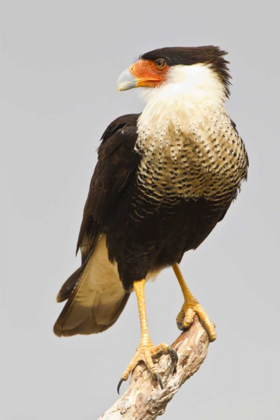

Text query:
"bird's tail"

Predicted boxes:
[[53, 236, 130, 337]]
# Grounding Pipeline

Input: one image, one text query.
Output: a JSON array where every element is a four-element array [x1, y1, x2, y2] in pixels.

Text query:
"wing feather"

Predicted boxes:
[[76, 114, 141, 260], [54, 114, 140, 335]]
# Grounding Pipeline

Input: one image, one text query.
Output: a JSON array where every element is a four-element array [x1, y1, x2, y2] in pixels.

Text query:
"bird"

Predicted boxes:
[[54, 46, 249, 391]]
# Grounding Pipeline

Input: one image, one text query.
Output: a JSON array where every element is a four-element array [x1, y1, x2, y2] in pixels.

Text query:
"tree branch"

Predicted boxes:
[[98, 316, 210, 420]]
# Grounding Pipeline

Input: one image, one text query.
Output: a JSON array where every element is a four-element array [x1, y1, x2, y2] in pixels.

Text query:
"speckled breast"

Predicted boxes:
[[135, 107, 248, 208]]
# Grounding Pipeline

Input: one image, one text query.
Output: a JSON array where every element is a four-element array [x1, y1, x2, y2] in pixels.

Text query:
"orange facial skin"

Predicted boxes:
[[129, 59, 170, 88]]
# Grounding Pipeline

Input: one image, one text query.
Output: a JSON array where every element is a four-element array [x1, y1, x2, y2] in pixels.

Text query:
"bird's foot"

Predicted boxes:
[[117, 340, 178, 393], [176, 300, 217, 342]]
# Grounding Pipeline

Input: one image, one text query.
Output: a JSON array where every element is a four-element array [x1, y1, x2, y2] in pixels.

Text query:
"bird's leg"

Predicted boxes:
[[173, 263, 217, 342], [118, 279, 178, 393]]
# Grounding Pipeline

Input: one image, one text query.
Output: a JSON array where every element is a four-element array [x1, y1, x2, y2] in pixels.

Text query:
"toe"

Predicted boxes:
[[151, 343, 178, 375], [176, 309, 185, 328], [182, 308, 195, 328], [176, 303, 217, 341], [152, 343, 178, 364], [192, 304, 217, 341]]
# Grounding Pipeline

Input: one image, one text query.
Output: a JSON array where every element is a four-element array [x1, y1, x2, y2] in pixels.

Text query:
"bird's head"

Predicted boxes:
[[117, 46, 231, 104]]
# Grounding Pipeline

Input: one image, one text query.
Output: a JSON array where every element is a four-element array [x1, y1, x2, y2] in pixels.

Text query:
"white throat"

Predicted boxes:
[[137, 64, 227, 146], [140, 63, 226, 105]]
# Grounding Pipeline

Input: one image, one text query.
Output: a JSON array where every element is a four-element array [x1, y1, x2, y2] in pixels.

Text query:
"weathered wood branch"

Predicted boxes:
[[98, 316, 210, 420]]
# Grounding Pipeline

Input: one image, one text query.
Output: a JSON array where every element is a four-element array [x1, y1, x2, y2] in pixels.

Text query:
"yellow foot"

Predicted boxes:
[[117, 342, 178, 393], [176, 301, 217, 342]]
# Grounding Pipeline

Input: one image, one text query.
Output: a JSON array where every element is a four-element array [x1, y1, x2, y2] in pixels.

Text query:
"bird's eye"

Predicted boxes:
[[154, 58, 166, 70]]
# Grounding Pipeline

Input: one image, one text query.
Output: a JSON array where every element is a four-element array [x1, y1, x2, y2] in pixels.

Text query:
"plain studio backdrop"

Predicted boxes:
[[1, 1, 279, 419]]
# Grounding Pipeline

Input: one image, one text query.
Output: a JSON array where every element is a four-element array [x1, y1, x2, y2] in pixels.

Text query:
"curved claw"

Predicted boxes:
[[153, 372, 163, 389], [117, 378, 125, 394], [169, 348, 179, 364]]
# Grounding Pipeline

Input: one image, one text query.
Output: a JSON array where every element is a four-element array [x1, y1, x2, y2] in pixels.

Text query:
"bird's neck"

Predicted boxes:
[[136, 88, 227, 153], [137, 64, 227, 147]]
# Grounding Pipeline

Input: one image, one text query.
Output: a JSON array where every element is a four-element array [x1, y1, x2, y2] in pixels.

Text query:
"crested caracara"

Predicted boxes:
[[54, 46, 249, 391]]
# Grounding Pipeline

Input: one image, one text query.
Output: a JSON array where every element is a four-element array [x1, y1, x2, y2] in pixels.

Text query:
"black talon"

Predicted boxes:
[[153, 373, 164, 390], [166, 347, 178, 375], [117, 378, 125, 394], [169, 348, 178, 364]]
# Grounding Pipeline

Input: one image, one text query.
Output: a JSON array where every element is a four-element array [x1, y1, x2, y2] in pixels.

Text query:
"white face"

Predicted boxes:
[[139, 63, 227, 106]]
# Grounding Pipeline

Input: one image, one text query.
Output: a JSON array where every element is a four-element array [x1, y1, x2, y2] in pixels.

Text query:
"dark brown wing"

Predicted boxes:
[[77, 114, 141, 260], [56, 113, 141, 303], [54, 114, 141, 336]]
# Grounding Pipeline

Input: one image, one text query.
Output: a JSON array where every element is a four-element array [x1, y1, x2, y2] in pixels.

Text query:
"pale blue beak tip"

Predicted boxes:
[[117, 68, 137, 91]]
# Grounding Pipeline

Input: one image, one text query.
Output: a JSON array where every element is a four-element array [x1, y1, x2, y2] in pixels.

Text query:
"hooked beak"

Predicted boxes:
[[117, 67, 137, 91]]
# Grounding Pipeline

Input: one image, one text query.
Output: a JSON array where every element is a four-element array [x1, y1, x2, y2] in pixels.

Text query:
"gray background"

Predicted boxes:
[[1, 0, 279, 419]]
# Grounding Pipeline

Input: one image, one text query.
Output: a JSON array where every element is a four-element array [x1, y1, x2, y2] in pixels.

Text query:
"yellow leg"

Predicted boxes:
[[173, 263, 217, 342], [118, 279, 178, 393]]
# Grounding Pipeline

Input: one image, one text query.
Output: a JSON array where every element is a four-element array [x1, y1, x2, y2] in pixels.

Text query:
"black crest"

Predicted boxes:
[[141, 46, 231, 97]]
